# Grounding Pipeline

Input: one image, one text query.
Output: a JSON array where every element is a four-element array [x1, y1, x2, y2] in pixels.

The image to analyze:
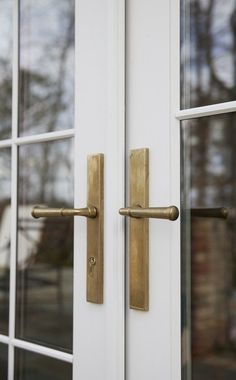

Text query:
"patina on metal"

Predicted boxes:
[[32, 206, 97, 218], [86, 153, 104, 304], [31, 153, 104, 305], [119, 206, 179, 220], [128, 148, 149, 311], [119, 148, 179, 311]]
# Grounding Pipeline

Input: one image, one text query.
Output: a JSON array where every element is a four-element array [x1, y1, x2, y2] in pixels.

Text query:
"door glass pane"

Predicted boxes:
[[16, 139, 73, 352], [0, 0, 12, 139], [14, 349, 72, 380], [181, 0, 236, 109], [0, 343, 8, 380], [0, 148, 11, 335], [19, 0, 75, 136], [181, 113, 236, 380]]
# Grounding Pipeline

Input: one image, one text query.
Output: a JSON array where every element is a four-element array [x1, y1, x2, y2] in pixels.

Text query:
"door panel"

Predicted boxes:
[[0, 343, 8, 380], [0, 0, 12, 140], [19, 0, 75, 136], [0, 0, 125, 378], [14, 348, 72, 380], [0, 148, 11, 335], [16, 140, 74, 352], [180, 1, 236, 380], [181, 0, 236, 109], [1, 0, 75, 377], [181, 114, 236, 380]]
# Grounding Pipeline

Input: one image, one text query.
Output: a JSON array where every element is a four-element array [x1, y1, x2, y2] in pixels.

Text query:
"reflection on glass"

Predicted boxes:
[[16, 139, 73, 352], [14, 349, 72, 380], [181, 113, 236, 380], [19, 0, 75, 136], [0, 343, 8, 380], [0, 149, 11, 335], [181, 0, 236, 109], [0, 0, 12, 139]]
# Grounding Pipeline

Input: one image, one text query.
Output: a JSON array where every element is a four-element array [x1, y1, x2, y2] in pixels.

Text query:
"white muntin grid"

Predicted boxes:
[[0, 0, 75, 378], [1, 0, 236, 379]]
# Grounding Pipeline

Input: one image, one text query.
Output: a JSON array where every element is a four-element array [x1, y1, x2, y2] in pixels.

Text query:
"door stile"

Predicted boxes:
[[105, 1, 125, 379], [170, 1, 181, 380], [8, 0, 19, 378], [73, 0, 83, 377], [73, 0, 125, 379]]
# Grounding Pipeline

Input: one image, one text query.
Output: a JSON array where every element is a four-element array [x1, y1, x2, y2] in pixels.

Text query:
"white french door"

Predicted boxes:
[[0, 0, 125, 379], [126, 1, 236, 380], [2, 0, 236, 379]]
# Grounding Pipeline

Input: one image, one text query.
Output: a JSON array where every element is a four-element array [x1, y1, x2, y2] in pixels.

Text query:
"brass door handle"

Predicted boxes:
[[32, 206, 97, 219], [123, 148, 179, 312], [119, 205, 179, 221], [31, 154, 104, 305]]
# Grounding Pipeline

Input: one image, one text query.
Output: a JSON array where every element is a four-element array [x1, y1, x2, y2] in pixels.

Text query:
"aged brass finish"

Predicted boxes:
[[128, 148, 149, 311], [191, 207, 228, 219], [31, 153, 104, 305], [86, 154, 104, 304], [32, 206, 97, 218], [119, 206, 179, 220], [120, 148, 179, 311]]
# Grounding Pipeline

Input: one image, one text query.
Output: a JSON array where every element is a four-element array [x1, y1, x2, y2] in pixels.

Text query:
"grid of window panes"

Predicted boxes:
[[0, 1, 75, 378], [181, 1, 236, 380]]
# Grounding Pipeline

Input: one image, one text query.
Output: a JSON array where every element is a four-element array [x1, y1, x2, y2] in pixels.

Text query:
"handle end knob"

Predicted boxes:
[[169, 206, 179, 221]]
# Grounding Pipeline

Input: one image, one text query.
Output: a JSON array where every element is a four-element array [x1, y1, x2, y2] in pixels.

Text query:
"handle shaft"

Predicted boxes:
[[191, 207, 228, 219], [31, 206, 97, 219], [119, 205, 179, 221]]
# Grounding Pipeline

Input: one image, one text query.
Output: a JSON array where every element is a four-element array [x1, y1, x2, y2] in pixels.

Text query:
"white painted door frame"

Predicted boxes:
[[0, 0, 126, 379]]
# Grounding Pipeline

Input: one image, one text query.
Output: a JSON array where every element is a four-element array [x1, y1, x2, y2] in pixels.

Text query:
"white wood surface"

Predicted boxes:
[[12, 339, 73, 363], [176, 99, 236, 120], [73, 0, 125, 379], [126, 0, 180, 379]]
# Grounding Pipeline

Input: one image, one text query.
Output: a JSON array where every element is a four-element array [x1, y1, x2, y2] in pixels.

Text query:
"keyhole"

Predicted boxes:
[[88, 256, 96, 276]]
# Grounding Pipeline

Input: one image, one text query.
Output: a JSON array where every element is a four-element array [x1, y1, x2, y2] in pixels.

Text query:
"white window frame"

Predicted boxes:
[[0, 0, 125, 379]]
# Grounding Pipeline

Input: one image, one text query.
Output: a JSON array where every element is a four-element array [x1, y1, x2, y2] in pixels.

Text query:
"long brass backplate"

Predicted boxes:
[[130, 148, 149, 311], [87, 154, 104, 303]]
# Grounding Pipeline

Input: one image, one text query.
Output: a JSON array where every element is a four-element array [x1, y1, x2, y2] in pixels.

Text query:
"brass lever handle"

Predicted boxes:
[[119, 205, 179, 221], [191, 207, 228, 219], [31, 154, 104, 305], [31, 206, 97, 219]]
